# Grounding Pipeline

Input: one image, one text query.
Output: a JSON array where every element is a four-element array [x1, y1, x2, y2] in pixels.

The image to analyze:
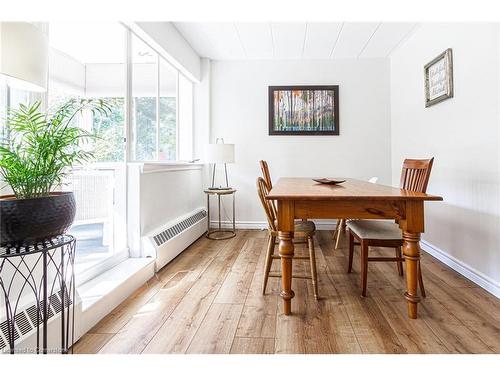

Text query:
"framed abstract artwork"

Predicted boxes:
[[424, 48, 454, 107], [268, 85, 339, 135]]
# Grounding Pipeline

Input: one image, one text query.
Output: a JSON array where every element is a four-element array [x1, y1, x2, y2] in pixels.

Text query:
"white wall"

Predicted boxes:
[[390, 23, 500, 294], [210, 59, 392, 224]]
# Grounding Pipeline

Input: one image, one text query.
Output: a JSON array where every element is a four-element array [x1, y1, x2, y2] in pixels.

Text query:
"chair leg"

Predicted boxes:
[[333, 219, 341, 249], [396, 246, 404, 277], [348, 230, 355, 273], [332, 219, 339, 239], [335, 219, 344, 249], [360, 240, 369, 297], [341, 218, 347, 232], [262, 234, 275, 295], [308, 236, 319, 300], [418, 260, 426, 298]]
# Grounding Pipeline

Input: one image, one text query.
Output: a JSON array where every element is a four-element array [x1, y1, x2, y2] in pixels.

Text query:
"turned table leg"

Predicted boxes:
[[278, 201, 295, 315], [402, 232, 421, 318], [401, 201, 424, 319], [278, 231, 295, 314]]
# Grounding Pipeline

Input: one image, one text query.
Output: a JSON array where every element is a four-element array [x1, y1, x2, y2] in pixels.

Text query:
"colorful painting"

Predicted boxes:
[[268, 86, 339, 135]]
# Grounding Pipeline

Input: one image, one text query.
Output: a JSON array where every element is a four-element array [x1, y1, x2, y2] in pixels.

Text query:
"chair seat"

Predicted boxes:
[[347, 220, 402, 240]]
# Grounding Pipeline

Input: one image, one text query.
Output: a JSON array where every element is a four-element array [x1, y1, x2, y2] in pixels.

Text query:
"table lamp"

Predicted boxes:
[[205, 138, 235, 190]]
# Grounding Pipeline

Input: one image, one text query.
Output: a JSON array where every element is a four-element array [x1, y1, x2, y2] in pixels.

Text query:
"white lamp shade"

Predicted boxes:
[[0, 22, 48, 92], [205, 143, 235, 163]]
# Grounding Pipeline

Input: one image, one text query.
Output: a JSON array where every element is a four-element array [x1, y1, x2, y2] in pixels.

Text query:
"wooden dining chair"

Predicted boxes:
[[259, 160, 273, 189], [259, 159, 310, 224], [333, 177, 378, 250], [347, 159, 434, 297], [259, 160, 277, 218], [256, 177, 319, 299]]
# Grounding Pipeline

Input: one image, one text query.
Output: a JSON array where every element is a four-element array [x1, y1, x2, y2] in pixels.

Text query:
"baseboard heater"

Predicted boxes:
[[0, 288, 82, 353], [143, 208, 208, 272]]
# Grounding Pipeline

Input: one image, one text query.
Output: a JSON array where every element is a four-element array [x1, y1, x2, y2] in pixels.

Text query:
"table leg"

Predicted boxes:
[[218, 194, 221, 231], [206, 194, 210, 234], [232, 193, 236, 233], [401, 201, 424, 319], [277, 201, 295, 315]]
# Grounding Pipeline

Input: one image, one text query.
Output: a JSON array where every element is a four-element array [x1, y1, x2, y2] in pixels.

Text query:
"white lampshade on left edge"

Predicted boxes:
[[0, 22, 48, 92]]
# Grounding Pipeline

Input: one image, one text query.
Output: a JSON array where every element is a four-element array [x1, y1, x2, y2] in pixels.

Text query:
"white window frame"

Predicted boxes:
[[125, 27, 193, 163], [45, 24, 130, 285]]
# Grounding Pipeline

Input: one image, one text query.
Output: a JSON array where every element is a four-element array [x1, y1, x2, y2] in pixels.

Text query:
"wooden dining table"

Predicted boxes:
[[266, 177, 443, 319]]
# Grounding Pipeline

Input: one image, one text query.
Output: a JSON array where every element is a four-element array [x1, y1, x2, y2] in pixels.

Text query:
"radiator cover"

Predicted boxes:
[[143, 208, 207, 272], [0, 288, 81, 353]]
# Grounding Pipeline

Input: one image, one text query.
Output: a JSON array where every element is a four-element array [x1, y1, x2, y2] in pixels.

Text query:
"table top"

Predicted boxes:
[[204, 188, 237, 195], [267, 178, 443, 201]]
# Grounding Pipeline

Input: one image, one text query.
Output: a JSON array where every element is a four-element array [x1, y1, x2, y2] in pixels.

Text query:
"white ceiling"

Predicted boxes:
[[49, 22, 125, 64], [174, 22, 417, 60], [49, 22, 159, 64]]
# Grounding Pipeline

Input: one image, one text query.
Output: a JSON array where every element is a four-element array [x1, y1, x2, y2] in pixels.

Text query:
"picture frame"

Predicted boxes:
[[424, 48, 454, 107], [268, 85, 339, 135]]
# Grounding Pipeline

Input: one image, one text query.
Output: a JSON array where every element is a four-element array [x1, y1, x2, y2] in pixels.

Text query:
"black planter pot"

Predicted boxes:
[[0, 192, 76, 247]]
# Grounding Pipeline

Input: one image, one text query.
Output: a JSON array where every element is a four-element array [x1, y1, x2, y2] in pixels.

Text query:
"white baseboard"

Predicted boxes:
[[210, 220, 338, 231], [421, 240, 500, 299]]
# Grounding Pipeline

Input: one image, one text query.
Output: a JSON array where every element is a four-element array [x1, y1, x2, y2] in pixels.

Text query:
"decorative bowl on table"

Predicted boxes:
[[312, 178, 346, 185]]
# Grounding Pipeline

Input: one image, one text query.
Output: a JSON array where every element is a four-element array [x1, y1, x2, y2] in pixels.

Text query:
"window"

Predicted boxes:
[[178, 74, 193, 160], [131, 35, 157, 161], [0, 76, 40, 127], [159, 59, 177, 161], [0, 77, 10, 143], [0, 80, 23, 193], [131, 34, 182, 162], [48, 22, 128, 276], [0, 77, 42, 195], [1, 22, 195, 278]]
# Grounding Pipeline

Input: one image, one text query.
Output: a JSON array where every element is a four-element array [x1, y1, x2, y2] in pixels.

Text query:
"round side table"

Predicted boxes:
[[204, 188, 236, 240]]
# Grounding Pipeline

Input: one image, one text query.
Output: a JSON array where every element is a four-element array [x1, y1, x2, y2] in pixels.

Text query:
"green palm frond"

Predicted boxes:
[[0, 99, 113, 199]]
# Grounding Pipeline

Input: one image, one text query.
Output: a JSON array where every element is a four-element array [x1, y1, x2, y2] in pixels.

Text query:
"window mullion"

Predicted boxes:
[[125, 28, 133, 162], [156, 54, 160, 161], [176, 70, 180, 161]]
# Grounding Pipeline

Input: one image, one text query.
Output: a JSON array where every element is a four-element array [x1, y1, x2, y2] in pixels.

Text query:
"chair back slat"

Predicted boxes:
[[256, 177, 277, 232], [399, 158, 434, 193], [259, 160, 273, 189], [259, 160, 278, 218]]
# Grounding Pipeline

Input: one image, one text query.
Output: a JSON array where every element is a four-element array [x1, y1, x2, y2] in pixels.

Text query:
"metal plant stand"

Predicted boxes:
[[204, 188, 236, 240], [0, 235, 76, 354]]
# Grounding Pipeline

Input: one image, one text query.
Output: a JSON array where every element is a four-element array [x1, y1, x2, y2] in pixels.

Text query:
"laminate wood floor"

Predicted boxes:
[[73, 230, 500, 354]]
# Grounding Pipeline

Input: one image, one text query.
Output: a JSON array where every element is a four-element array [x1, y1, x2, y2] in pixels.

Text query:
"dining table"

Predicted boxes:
[[266, 177, 443, 319]]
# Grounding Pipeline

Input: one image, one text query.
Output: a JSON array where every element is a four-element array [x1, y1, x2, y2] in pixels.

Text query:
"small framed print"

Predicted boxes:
[[424, 48, 454, 107]]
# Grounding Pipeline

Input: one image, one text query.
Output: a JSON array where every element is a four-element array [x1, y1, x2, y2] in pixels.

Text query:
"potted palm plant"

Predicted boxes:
[[0, 99, 112, 247]]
